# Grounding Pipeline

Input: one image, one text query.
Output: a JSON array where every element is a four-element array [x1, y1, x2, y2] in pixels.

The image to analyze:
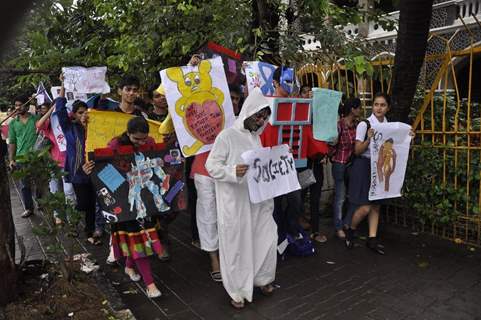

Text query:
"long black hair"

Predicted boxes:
[[117, 116, 149, 146], [340, 97, 361, 117]]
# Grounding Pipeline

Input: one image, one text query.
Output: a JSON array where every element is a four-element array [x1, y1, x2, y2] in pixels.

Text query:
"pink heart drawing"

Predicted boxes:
[[184, 100, 224, 144]]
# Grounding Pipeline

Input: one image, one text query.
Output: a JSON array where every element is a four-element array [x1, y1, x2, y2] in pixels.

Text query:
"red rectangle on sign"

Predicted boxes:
[[294, 103, 310, 121], [276, 102, 293, 121]]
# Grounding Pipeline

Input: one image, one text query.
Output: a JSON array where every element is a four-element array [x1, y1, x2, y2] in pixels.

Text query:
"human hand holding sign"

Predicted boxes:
[[236, 164, 249, 177], [82, 160, 95, 175]]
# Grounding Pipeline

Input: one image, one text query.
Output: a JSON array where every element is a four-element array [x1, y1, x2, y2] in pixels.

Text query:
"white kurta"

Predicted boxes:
[[206, 88, 278, 303]]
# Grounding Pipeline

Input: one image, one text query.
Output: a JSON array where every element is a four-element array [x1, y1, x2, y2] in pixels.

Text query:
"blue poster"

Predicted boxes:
[[312, 88, 342, 142]]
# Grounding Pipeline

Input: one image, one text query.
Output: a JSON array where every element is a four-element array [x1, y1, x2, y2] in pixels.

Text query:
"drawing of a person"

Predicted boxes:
[[377, 138, 396, 192]]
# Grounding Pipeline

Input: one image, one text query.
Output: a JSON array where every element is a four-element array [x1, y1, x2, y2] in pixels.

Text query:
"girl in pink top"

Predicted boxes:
[[36, 100, 76, 224]]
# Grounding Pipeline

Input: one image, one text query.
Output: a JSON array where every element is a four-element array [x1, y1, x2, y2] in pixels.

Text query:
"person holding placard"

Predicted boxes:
[[205, 88, 277, 309], [55, 82, 99, 244], [345, 93, 389, 255], [113, 75, 147, 118], [83, 116, 163, 298]]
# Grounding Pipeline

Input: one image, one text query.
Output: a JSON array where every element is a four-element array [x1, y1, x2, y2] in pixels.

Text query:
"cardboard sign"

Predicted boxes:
[[312, 88, 342, 142], [244, 62, 295, 95], [241, 144, 301, 203], [90, 143, 187, 223], [62, 66, 110, 94], [160, 56, 235, 157], [85, 109, 165, 156], [369, 122, 412, 201], [197, 41, 244, 87]]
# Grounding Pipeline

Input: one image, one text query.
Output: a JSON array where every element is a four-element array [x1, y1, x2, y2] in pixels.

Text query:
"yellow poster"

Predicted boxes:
[[85, 109, 168, 154]]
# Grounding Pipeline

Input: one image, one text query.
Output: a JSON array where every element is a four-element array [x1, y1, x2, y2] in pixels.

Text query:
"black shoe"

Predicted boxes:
[[367, 237, 385, 255], [21, 210, 33, 218], [345, 228, 354, 249]]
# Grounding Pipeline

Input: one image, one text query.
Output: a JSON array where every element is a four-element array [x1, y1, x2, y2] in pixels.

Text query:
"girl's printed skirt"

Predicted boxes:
[[111, 220, 163, 260]]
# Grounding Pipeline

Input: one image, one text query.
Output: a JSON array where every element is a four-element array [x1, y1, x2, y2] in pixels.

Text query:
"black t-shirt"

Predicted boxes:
[[113, 106, 148, 119]]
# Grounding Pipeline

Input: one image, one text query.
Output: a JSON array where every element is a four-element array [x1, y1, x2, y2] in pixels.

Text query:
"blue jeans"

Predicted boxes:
[[332, 162, 354, 230]]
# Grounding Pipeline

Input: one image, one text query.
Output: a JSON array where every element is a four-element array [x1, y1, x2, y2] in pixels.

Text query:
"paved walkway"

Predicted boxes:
[[10, 180, 45, 264], [11, 183, 481, 320]]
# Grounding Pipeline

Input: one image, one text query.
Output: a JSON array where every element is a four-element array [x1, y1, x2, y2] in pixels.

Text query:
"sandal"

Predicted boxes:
[[86, 237, 102, 246], [210, 271, 222, 282], [310, 232, 328, 243], [260, 284, 275, 296], [230, 300, 245, 309]]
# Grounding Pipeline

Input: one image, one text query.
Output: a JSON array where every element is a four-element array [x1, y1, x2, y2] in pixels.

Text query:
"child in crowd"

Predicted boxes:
[[83, 116, 163, 298]]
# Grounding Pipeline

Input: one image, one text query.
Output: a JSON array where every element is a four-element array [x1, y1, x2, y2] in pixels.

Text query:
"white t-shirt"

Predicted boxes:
[[355, 114, 388, 158]]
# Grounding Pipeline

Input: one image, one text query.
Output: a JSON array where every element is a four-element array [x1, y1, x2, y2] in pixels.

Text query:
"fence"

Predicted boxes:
[[297, 18, 481, 246]]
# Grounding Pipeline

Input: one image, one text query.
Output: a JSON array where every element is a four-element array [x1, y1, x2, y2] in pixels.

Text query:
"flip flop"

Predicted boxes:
[[260, 284, 275, 296], [230, 300, 244, 309], [310, 232, 328, 243], [210, 271, 222, 282]]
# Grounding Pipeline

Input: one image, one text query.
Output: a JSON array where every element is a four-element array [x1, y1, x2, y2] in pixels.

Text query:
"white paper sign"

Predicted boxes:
[[50, 86, 82, 152], [62, 66, 110, 94], [160, 56, 235, 157], [369, 122, 412, 201], [241, 144, 301, 203]]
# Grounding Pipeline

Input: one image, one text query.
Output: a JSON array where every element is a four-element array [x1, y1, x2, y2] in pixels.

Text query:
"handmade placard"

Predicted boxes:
[[244, 62, 295, 96], [197, 41, 244, 87], [62, 66, 110, 94], [241, 144, 301, 203], [85, 109, 165, 156], [90, 143, 188, 223], [312, 88, 342, 142], [160, 56, 235, 157], [369, 122, 412, 201]]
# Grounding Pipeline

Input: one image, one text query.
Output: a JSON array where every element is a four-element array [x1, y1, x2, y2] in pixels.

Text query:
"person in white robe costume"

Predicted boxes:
[[205, 87, 278, 309]]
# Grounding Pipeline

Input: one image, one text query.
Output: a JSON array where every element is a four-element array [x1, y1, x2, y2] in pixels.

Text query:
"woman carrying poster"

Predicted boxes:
[[205, 88, 277, 309], [344, 93, 390, 255], [83, 117, 163, 298]]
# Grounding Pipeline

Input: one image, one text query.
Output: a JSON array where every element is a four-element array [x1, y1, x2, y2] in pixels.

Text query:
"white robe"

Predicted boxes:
[[206, 88, 278, 303]]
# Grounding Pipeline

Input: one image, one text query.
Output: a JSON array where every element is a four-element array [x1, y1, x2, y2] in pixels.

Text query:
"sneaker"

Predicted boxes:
[[367, 237, 385, 255], [146, 287, 162, 298], [125, 268, 141, 282], [21, 210, 33, 218]]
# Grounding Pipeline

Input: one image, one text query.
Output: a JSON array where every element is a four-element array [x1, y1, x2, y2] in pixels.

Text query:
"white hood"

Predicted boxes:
[[233, 87, 271, 134]]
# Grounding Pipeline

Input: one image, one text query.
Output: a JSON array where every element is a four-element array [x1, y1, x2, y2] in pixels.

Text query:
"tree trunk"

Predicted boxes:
[[390, 0, 434, 123], [0, 157, 17, 306], [251, 0, 280, 62]]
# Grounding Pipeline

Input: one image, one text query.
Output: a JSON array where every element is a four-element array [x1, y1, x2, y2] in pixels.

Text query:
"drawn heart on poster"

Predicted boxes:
[[184, 100, 224, 144]]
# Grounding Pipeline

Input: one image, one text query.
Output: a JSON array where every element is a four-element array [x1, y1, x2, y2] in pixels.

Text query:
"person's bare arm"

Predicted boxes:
[[354, 128, 374, 156], [59, 73, 65, 98], [36, 104, 55, 129], [8, 144, 16, 168]]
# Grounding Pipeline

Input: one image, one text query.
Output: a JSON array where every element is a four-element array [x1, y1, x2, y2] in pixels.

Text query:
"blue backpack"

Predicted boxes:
[[285, 229, 315, 257]]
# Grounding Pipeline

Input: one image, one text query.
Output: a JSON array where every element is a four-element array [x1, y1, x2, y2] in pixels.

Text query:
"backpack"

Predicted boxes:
[[361, 119, 371, 141], [286, 229, 315, 257]]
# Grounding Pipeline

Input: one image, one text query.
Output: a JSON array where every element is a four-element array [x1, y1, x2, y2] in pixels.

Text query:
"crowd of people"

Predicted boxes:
[[0, 54, 396, 308]]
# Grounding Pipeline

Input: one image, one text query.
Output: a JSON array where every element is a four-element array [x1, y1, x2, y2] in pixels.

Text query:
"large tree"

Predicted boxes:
[[390, 0, 434, 123]]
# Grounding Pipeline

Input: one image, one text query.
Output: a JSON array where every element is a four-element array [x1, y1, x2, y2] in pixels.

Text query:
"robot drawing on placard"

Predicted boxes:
[[166, 59, 225, 156], [127, 153, 171, 220]]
